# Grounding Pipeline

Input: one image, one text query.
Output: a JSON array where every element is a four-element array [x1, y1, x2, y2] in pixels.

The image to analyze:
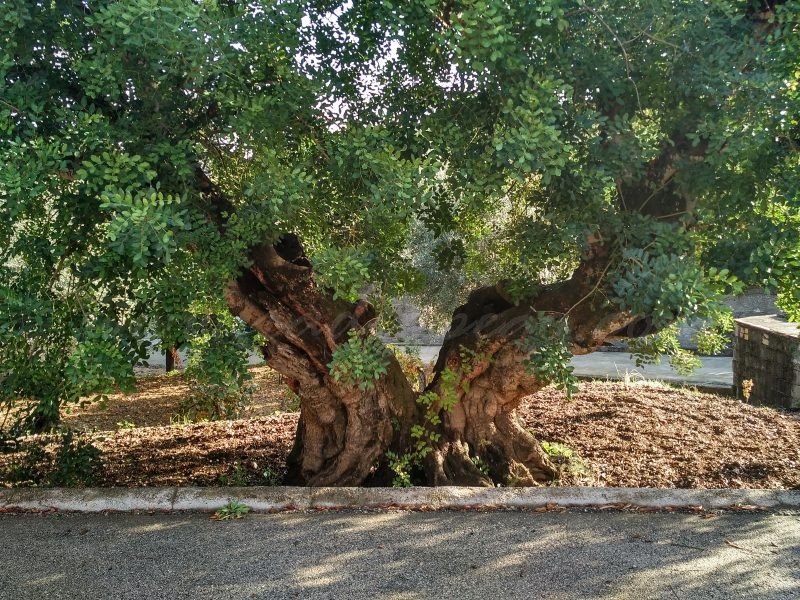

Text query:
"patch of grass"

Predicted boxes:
[[170, 413, 199, 426], [541, 440, 577, 459], [212, 500, 251, 521]]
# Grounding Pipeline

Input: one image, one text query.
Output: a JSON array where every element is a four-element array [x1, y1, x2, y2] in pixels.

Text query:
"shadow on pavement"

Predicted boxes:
[[2, 508, 798, 599]]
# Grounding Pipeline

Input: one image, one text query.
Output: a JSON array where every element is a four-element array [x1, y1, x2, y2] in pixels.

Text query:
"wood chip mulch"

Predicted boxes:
[[2, 377, 799, 489], [521, 382, 800, 489], [93, 415, 298, 486]]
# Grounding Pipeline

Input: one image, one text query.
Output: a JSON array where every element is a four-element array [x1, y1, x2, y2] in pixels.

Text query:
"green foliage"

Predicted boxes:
[[2, 431, 102, 487], [213, 500, 251, 521], [218, 461, 249, 487], [387, 345, 427, 391], [50, 431, 103, 487], [312, 247, 371, 302], [385, 450, 414, 488], [328, 331, 390, 391], [627, 294, 734, 374], [607, 218, 742, 330], [1, 0, 798, 440], [541, 440, 577, 459], [0, 284, 145, 435], [101, 189, 189, 268], [471, 454, 491, 478], [540, 440, 592, 481], [216, 460, 281, 487], [388, 358, 471, 487], [261, 466, 281, 486], [179, 324, 255, 422], [695, 311, 735, 357], [516, 313, 578, 399], [628, 325, 702, 376]]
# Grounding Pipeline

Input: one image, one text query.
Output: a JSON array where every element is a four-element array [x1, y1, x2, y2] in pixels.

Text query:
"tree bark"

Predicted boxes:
[[165, 347, 181, 373], [421, 243, 642, 486], [223, 237, 419, 486], [221, 230, 645, 486]]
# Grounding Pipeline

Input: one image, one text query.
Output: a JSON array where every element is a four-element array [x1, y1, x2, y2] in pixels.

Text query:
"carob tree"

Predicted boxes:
[[1, 1, 798, 485]]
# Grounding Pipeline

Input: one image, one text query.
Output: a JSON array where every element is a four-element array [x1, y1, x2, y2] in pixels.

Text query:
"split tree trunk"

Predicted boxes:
[[222, 226, 642, 486]]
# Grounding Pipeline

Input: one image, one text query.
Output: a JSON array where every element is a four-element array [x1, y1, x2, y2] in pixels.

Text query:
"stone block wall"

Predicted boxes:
[[678, 288, 778, 353], [733, 315, 800, 409]]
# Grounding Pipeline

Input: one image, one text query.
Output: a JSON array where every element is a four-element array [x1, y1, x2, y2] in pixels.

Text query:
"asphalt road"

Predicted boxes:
[[1, 508, 798, 599], [145, 347, 734, 389]]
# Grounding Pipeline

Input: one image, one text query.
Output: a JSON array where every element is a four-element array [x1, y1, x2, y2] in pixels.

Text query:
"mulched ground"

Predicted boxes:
[[2, 371, 798, 489], [519, 382, 800, 489], [59, 366, 293, 431]]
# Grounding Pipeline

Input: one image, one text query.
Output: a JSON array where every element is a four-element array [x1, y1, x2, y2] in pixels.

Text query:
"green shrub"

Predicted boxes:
[[178, 328, 255, 422], [2, 430, 102, 487]]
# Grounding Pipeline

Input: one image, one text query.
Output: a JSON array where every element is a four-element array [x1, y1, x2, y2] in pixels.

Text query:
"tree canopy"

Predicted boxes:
[[1, 0, 798, 484]]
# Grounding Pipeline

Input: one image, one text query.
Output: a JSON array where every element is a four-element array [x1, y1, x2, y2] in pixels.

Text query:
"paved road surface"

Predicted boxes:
[[411, 347, 733, 389], [145, 344, 734, 389], [569, 353, 733, 389], [2, 508, 797, 599]]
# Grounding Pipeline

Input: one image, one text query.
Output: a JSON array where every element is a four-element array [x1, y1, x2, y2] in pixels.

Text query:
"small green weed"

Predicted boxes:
[[541, 440, 592, 482], [541, 440, 577, 459], [170, 412, 204, 426], [218, 461, 249, 486], [386, 451, 414, 487], [261, 466, 281, 486], [471, 455, 490, 478], [212, 500, 251, 520]]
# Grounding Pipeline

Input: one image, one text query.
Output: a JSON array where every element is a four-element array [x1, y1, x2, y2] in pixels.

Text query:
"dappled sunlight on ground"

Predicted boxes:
[[6, 509, 796, 599], [3, 375, 799, 490], [61, 365, 292, 432]]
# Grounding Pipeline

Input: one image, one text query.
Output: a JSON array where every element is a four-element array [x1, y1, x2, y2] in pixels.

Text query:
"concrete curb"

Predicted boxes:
[[2, 486, 799, 513]]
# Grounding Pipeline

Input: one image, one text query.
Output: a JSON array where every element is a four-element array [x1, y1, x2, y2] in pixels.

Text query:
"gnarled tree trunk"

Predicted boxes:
[[223, 237, 419, 486], [424, 342, 557, 487], [419, 242, 641, 486], [222, 228, 643, 487]]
